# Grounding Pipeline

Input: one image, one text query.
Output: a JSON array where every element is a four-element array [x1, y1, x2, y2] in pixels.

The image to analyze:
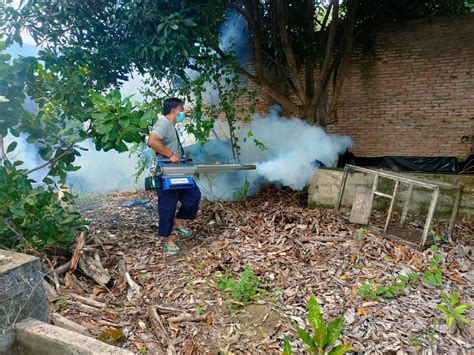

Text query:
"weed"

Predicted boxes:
[[357, 273, 418, 300], [216, 268, 264, 304], [283, 295, 351, 354], [423, 232, 443, 287], [195, 305, 206, 316], [195, 261, 205, 270], [232, 179, 250, 201], [408, 336, 422, 347], [437, 290, 471, 329], [55, 298, 67, 310]]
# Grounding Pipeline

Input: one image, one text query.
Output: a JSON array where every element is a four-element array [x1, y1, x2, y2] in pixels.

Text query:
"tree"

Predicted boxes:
[[2, 0, 469, 126]]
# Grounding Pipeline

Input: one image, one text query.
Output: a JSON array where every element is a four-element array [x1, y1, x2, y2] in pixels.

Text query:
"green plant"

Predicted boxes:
[[283, 295, 351, 355], [408, 336, 422, 347], [437, 290, 471, 329], [0, 161, 88, 252], [423, 233, 443, 287], [195, 306, 206, 316], [138, 347, 148, 355], [232, 179, 250, 201], [216, 268, 263, 304], [55, 298, 67, 310], [357, 273, 418, 300], [357, 281, 377, 300], [356, 228, 367, 240], [195, 261, 205, 269]]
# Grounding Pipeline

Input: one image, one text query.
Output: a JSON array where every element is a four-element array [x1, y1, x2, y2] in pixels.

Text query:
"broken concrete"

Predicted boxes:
[[13, 318, 133, 355], [0, 250, 48, 336]]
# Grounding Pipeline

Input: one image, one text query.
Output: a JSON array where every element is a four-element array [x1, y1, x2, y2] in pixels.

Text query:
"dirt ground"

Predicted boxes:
[[44, 187, 473, 354]]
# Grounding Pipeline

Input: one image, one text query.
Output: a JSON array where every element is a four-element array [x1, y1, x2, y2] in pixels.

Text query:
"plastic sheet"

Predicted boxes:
[[337, 152, 473, 174]]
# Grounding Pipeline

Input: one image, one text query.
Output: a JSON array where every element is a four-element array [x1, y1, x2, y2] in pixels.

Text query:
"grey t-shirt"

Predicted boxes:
[[151, 116, 182, 158]]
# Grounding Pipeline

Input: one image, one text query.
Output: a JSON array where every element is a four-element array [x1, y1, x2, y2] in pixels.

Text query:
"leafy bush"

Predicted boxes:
[[0, 161, 87, 251]]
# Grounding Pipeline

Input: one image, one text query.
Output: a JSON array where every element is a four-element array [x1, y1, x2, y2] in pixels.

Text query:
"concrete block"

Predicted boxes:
[[13, 318, 133, 355], [0, 250, 48, 336]]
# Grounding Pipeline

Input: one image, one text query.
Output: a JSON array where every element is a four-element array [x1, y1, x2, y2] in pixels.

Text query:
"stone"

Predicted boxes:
[[0, 250, 48, 338]]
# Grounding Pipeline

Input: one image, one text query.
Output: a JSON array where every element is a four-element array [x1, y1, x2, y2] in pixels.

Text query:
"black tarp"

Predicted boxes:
[[337, 153, 474, 174]]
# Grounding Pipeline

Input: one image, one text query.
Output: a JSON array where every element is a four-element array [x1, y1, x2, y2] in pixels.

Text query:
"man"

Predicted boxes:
[[147, 98, 201, 253]]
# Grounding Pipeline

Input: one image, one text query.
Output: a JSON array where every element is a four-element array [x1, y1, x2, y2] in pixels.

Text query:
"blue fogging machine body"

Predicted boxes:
[[147, 157, 256, 191]]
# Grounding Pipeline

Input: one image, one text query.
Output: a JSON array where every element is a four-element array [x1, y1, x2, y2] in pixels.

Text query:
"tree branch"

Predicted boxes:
[[326, 0, 359, 125], [312, 0, 339, 124], [26, 144, 76, 176], [242, 0, 264, 81], [304, 0, 315, 101], [0, 135, 7, 163], [211, 45, 301, 113], [275, 0, 306, 105]]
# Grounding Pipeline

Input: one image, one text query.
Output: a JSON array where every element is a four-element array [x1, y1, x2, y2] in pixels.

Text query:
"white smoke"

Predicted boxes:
[[245, 106, 352, 190], [67, 140, 143, 194], [187, 105, 352, 200]]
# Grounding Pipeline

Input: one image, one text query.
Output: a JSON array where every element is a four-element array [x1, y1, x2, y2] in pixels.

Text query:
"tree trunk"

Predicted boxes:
[[326, 0, 359, 125]]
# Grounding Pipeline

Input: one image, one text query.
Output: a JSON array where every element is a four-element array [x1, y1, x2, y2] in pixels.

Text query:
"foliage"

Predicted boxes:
[[437, 290, 471, 329], [0, 39, 152, 251], [283, 295, 351, 355], [232, 179, 250, 201], [423, 233, 444, 287], [358, 273, 419, 300], [216, 267, 263, 304], [88, 90, 155, 152], [0, 160, 87, 251], [3, 0, 469, 126]]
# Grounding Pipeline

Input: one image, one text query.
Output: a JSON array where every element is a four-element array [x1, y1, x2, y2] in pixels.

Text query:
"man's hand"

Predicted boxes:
[[170, 153, 180, 163]]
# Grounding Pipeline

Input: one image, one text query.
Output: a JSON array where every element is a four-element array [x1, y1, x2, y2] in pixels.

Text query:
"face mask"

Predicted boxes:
[[176, 111, 186, 123]]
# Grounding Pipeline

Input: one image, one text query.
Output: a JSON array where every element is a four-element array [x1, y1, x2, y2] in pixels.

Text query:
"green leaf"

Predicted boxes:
[[440, 292, 450, 305], [397, 275, 409, 284], [453, 304, 470, 315], [296, 327, 317, 351], [328, 344, 352, 355], [170, 24, 179, 30], [308, 295, 327, 349], [282, 336, 292, 355], [456, 315, 470, 325], [450, 291, 457, 306], [437, 304, 450, 314], [183, 19, 196, 26], [326, 316, 344, 349], [6, 141, 17, 153]]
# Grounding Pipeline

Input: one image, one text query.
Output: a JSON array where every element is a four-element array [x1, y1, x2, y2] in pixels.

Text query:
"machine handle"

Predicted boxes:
[[160, 157, 193, 164]]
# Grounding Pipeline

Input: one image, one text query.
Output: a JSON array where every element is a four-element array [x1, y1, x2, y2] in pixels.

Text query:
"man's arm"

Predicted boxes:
[[148, 133, 180, 163]]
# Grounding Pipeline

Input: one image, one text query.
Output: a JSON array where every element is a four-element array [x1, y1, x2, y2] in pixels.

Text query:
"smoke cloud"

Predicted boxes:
[[186, 105, 352, 200]]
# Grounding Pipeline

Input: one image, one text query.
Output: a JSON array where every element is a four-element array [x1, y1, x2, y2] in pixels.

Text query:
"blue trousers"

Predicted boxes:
[[156, 184, 201, 237]]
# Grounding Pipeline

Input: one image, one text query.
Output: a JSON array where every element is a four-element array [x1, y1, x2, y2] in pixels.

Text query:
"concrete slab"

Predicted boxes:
[[0, 250, 48, 336], [13, 319, 133, 355]]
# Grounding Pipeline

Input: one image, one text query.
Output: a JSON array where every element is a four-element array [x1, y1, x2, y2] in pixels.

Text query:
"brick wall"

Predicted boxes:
[[240, 14, 474, 158]]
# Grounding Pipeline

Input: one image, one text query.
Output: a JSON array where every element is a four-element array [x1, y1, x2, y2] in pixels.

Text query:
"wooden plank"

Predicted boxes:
[[420, 188, 439, 247], [374, 191, 393, 199], [335, 166, 349, 211], [349, 186, 372, 224], [384, 180, 400, 232], [447, 186, 463, 242]]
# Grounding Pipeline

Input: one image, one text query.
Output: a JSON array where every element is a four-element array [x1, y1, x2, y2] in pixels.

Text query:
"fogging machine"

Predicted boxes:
[[145, 157, 256, 191]]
